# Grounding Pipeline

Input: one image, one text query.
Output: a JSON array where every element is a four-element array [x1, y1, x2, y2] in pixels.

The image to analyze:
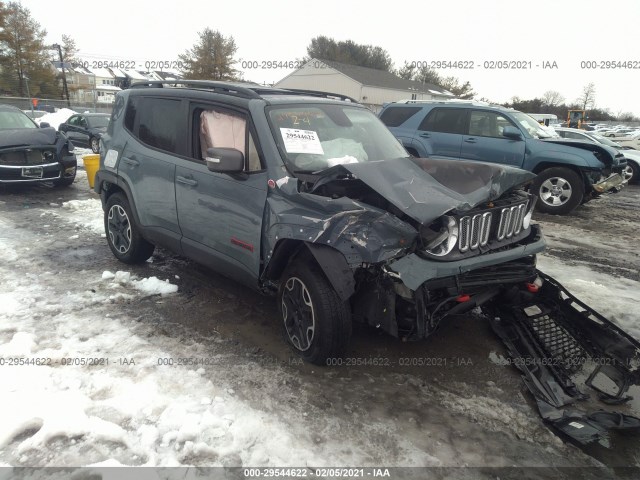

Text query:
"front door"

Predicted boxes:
[[176, 103, 268, 287], [460, 110, 525, 167]]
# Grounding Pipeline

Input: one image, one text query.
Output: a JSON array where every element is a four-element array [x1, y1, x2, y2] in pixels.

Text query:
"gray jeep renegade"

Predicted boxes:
[[95, 81, 547, 364]]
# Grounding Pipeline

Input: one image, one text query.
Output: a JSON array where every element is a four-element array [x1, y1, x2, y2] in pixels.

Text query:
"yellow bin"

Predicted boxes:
[[83, 154, 100, 188]]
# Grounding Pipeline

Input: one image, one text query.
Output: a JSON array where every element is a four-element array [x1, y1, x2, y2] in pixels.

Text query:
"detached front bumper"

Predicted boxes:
[[387, 225, 546, 291]]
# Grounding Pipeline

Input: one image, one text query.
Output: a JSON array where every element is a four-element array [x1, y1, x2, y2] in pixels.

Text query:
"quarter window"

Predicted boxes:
[[379, 106, 422, 127]]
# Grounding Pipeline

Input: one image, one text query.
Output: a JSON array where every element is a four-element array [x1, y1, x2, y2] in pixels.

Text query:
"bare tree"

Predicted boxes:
[[542, 90, 565, 106], [577, 83, 596, 110]]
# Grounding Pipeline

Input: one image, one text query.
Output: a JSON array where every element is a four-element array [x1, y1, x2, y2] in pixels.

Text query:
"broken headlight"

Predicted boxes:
[[422, 215, 458, 257]]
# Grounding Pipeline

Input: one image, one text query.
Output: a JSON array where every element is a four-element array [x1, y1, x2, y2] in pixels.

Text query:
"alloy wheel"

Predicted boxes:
[[281, 277, 315, 352], [107, 205, 132, 254], [540, 177, 572, 206]]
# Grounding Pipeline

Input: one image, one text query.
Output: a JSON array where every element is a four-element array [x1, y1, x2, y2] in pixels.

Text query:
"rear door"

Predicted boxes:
[[412, 107, 467, 158], [175, 102, 268, 287], [460, 110, 525, 167], [117, 96, 183, 248]]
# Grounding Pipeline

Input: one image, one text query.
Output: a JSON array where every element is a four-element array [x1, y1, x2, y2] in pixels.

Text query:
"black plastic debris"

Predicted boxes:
[[487, 271, 640, 446]]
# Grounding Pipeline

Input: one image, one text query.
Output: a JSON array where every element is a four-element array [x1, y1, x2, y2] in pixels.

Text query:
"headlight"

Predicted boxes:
[[522, 209, 533, 230], [424, 215, 459, 257]]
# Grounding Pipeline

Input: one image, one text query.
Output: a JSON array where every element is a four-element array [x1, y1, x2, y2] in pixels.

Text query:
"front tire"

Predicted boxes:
[[105, 192, 154, 263], [53, 166, 76, 187], [624, 161, 639, 184], [533, 167, 584, 215], [278, 260, 352, 365]]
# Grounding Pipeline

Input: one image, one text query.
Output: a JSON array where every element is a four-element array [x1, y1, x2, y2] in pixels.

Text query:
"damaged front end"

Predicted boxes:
[[264, 157, 546, 340]]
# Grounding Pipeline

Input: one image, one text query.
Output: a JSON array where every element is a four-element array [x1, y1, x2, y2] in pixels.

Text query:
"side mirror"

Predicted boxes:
[[40, 122, 51, 128], [502, 126, 522, 140], [205, 147, 244, 173]]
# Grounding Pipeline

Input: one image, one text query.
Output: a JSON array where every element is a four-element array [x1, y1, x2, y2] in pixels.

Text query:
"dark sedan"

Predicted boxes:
[[0, 105, 77, 187], [59, 113, 110, 153]]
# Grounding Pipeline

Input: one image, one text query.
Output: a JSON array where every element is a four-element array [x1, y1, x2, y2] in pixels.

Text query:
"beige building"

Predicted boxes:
[[275, 59, 455, 113]]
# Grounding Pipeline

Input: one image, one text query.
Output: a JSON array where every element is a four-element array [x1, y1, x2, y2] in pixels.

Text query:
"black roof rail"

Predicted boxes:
[[129, 80, 262, 99], [128, 81, 358, 103], [271, 88, 358, 103]]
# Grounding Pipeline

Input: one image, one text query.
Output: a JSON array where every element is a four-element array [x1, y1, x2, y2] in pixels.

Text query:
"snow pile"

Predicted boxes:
[[102, 270, 179, 296], [537, 255, 640, 340], [61, 199, 104, 235], [36, 108, 77, 130]]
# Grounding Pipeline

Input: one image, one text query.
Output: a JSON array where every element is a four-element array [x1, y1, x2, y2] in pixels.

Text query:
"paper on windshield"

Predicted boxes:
[[280, 128, 324, 155]]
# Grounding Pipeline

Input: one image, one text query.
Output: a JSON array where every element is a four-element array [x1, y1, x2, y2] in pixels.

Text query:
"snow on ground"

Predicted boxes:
[[537, 254, 640, 340], [36, 108, 77, 130], [1, 184, 638, 470]]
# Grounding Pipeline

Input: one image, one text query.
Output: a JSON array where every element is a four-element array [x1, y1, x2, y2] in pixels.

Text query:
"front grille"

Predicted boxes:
[[497, 203, 527, 241], [456, 201, 528, 253], [459, 212, 492, 252], [0, 149, 55, 166]]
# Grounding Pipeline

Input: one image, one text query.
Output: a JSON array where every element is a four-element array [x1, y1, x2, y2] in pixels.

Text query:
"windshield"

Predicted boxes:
[[268, 104, 409, 172], [87, 115, 110, 128], [0, 110, 37, 129], [511, 112, 553, 139], [587, 132, 621, 147]]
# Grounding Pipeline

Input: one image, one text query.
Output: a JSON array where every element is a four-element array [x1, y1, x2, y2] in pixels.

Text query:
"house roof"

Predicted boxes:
[[87, 67, 114, 79], [312, 59, 454, 96]]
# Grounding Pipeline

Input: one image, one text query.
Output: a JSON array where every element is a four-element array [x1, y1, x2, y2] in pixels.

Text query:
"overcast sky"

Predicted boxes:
[[18, 0, 640, 117]]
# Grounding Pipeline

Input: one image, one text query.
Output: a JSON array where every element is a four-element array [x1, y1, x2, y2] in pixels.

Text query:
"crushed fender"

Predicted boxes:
[[486, 271, 640, 447]]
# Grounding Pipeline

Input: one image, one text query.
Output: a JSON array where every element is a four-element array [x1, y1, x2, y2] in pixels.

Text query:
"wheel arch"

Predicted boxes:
[[263, 240, 356, 301]]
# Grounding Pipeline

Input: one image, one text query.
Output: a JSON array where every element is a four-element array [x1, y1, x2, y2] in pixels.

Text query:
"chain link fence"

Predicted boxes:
[[0, 96, 113, 114]]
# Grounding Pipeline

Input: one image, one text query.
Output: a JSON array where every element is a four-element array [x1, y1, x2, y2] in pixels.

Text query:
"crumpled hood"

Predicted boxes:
[[310, 157, 536, 225], [540, 138, 617, 163], [0, 127, 58, 148]]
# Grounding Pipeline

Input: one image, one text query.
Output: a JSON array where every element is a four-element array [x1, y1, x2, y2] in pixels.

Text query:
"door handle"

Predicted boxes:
[[464, 138, 477, 143], [122, 157, 140, 167], [176, 175, 198, 187], [419, 132, 431, 138]]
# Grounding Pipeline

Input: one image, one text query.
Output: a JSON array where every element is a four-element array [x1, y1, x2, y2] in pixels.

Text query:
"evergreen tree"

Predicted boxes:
[[179, 28, 239, 81], [0, 2, 60, 97], [305, 36, 393, 71]]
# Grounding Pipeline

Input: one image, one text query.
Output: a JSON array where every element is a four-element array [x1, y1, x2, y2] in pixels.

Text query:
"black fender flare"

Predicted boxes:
[[304, 243, 356, 301]]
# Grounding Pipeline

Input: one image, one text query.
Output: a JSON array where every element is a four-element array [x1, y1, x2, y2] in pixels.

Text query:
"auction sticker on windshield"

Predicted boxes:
[[280, 128, 324, 155]]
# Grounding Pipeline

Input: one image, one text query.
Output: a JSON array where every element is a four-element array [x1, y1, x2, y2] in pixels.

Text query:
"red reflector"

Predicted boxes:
[[456, 294, 471, 303], [526, 283, 539, 293]]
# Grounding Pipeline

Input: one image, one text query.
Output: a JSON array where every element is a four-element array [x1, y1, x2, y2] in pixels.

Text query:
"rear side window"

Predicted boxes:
[[418, 108, 467, 134], [124, 96, 182, 154], [379, 106, 421, 127]]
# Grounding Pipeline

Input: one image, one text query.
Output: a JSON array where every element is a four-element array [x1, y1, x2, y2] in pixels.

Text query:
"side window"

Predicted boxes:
[[418, 108, 466, 134], [79, 116, 88, 128], [68, 116, 78, 126], [137, 98, 182, 154], [468, 111, 514, 138], [379, 106, 422, 127], [195, 107, 263, 172]]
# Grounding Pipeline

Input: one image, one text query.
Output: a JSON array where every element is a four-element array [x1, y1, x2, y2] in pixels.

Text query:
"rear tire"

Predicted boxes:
[[90, 136, 100, 154], [278, 259, 352, 365], [533, 167, 584, 215], [105, 192, 154, 263]]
